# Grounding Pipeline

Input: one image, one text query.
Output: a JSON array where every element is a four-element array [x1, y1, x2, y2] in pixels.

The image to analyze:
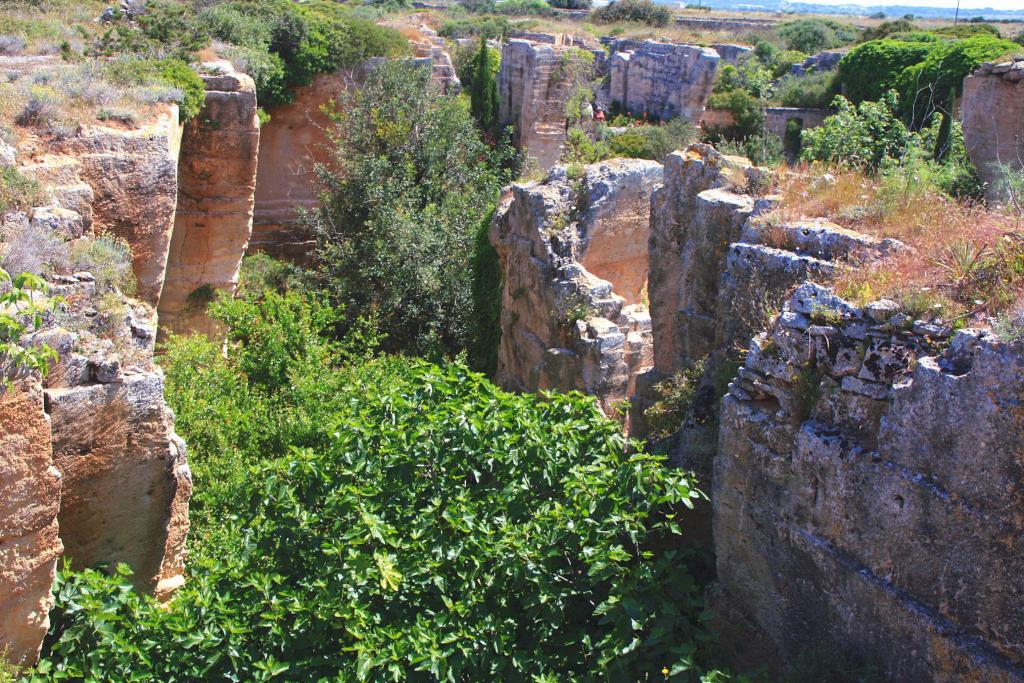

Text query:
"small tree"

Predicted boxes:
[[469, 36, 500, 136]]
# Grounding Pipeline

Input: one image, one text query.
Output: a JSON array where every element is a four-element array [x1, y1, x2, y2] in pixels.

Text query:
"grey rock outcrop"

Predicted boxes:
[[606, 40, 719, 123], [490, 159, 663, 427], [712, 285, 1024, 681], [497, 38, 593, 170]]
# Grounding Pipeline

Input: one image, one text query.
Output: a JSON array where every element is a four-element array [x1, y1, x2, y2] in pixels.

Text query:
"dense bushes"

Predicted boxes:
[[897, 33, 1017, 125], [838, 38, 934, 104], [311, 61, 510, 357], [775, 69, 840, 108], [839, 33, 1016, 116], [591, 0, 670, 27], [705, 88, 763, 140], [202, 0, 407, 107], [777, 18, 858, 54], [27, 293, 718, 682], [607, 118, 697, 160], [801, 92, 912, 170], [439, 15, 514, 40], [101, 57, 207, 120]]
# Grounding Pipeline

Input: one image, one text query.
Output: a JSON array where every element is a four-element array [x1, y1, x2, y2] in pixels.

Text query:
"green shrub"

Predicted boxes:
[[777, 18, 857, 53], [236, 252, 311, 299], [102, 57, 206, 121], [563, 126, 612, 164], [454, 41, 500, 90], [715, 132, 784, 167], [932, 23, 999, 39], [859, 19, 916, 42], [439, 15, 513, 40], [90, 0, 209, 61], [705, 88, 764, 140], [204, 0, 407, 107], [897, 34, 1017, 126], [769, 49, 809, 77], [607, 118, 697, 161], [838, 37, 934, 104], [591, 0, 671, 27], [70, 234, 136, 294], [549, 0, 591, 8], [800, 92, 914, 171], [0, 269, 59, 382], [0, 167, 43, 213], [493, 0, 556, 16], [712, 59, 774, 99], [645, 358, 707, 440], [311, 61, 510, 357], [29, 295, 718, 682], [775, 69, 840, 108]]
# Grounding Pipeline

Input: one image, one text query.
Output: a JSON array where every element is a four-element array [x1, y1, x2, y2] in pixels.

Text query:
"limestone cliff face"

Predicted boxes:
[[712, 284, 1024, 681], [0, 377, 62, 666], [251, 70, 353, 261], [44, 109, 183, 306], [498, 38, 589, 171], [490, 159, 662, 424], [606, 40, 719, 124], [36, 276, 191, 602], [159, 62, 260, 337], [963, 58, 1024, 202], [1, 78, 192, 664]]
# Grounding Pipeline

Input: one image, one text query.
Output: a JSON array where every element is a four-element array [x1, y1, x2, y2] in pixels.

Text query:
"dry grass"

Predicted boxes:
[[775, 164, 1024, 325]]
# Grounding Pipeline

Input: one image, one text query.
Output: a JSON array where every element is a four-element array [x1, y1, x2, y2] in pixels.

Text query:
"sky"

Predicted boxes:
[[816, 0, 1022, 7]]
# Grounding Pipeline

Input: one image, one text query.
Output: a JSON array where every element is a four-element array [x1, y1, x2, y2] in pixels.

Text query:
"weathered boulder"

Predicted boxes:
[[159, 62, 260, 337], [606, 40, 719, 124], [712, 286, 1024, 681], [490, 158, 663, 425], [0, 377, 62, 666], [963, 58, 1024, 203], [497, 38, 592, 170]]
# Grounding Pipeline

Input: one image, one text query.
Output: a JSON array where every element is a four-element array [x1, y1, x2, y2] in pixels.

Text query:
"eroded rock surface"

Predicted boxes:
[[963, 58, 1024, 202], [498, 38, 592, 170], [159, 61, 260, 337], [490, 159, 662, 424], [606, 40, 719, 123], [251, 70, 354, 261], [0, 377, 62, 666], [712, 284, 1024, 681], [45, 109, 183, 305]]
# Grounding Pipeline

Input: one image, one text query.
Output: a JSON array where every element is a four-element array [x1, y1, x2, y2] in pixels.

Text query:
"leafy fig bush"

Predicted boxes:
[[27, 293, 721, 682]]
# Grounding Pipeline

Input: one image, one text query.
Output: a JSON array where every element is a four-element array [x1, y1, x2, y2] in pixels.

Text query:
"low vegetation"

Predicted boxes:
[[25, 292, 720, 682], [591, 0, 671, 28]]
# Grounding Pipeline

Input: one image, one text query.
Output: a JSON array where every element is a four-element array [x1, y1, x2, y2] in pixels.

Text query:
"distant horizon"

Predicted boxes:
[[791, 0, 1021, 8]]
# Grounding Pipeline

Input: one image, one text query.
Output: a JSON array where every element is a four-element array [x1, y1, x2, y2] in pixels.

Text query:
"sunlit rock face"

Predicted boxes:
[[490, 158, 662, 429]]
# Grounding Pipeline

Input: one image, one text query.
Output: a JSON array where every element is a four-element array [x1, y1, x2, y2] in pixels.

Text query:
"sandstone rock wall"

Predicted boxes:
[[490, 159, 663, 424], [963, 58, 1024, 202], [0, 377, 62, 666], [607, 40, 719, 124], [48, 109, 183, 305], [712, 284, 1024, 681], [251, 70, 352, 261], [37, 276, 191, 601], [159, 62, 260, 337], [498, 39, 588, 170]]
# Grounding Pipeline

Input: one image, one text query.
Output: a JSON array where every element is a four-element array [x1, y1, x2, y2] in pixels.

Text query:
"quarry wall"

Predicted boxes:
[[606, 40, 720, 124], [963, 57, 1024, 202]]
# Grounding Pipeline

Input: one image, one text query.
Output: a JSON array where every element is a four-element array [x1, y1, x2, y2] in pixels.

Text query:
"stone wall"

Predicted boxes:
[[712, 284, 1024, 681], [490, 159, 662, 425], [160, 62, 260, 337], [674, 16, 779, 31], [497, 39, 588, 170], [962, 58, 1024, 202], [711, 43, 752, 66], [0, 377, 62, 666], [607, 40, 720, 123]]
